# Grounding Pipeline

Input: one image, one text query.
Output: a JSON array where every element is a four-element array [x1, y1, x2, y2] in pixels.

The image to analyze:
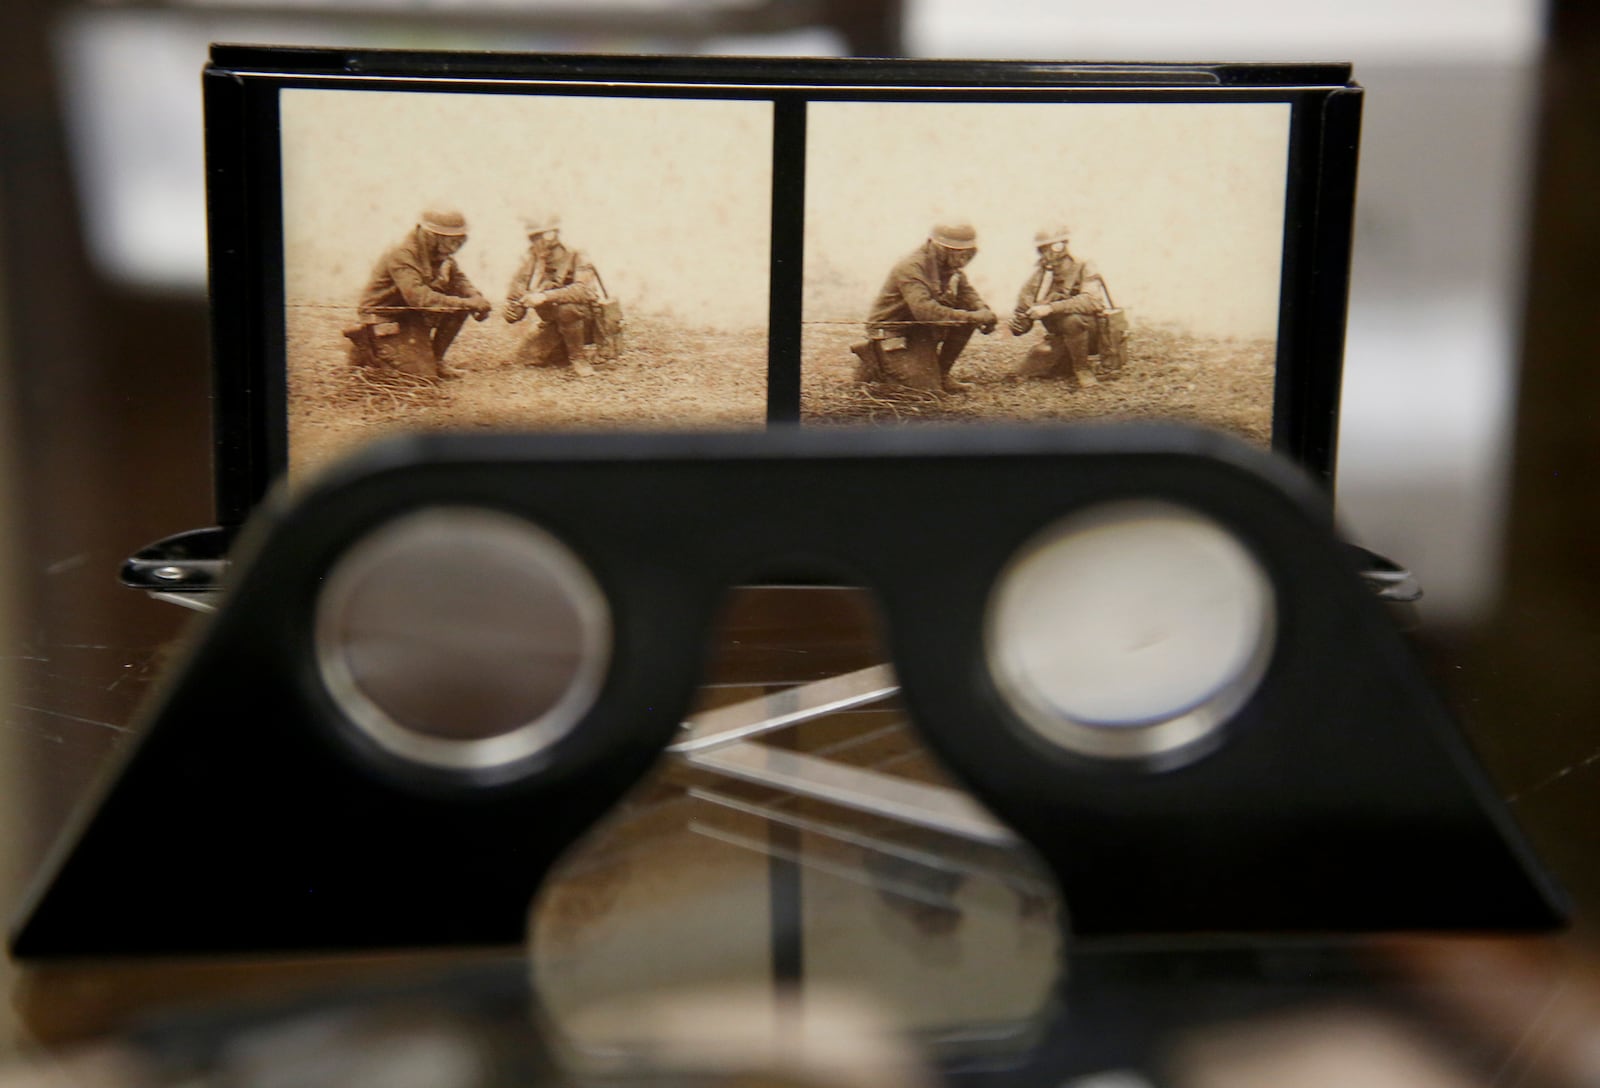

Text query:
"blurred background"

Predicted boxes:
[[6, 0, 1600, 1075], [2, 0, 1547, 624]]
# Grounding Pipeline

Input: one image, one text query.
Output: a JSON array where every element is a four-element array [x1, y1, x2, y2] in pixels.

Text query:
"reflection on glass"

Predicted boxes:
[[987, 501, 1276, 768], [316, 506, 611, 772], [530, 586, 1059, 1066]]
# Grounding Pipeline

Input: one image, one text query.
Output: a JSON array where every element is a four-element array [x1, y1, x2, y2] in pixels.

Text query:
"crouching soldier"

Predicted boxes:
[[853, 222, 997, 394], [344, 208, 493, 380], [1008, 225, 1105, 388], [503, 215, 614, 378]]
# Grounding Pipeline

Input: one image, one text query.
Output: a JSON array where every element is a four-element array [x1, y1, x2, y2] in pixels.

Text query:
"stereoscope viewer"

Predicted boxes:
[[11, 424, 1563, 957]]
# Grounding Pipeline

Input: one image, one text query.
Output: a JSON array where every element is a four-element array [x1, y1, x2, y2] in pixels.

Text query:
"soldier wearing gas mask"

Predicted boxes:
[[1008, 225, 1106, 388], [345, 208, 493, 381], [503, 214, 610, 378], [855, 222, 998, 394]]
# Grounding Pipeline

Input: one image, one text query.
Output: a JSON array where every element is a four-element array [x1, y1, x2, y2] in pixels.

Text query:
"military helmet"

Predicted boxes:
[[929, 222, 978, 249], [418, 208, 468, 236], [1034, 225, 1072, 247], [522, 213, 562, 237]]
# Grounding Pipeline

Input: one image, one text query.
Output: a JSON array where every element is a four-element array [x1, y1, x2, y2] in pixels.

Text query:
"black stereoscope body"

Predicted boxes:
[[10, 425, 1564, 957]]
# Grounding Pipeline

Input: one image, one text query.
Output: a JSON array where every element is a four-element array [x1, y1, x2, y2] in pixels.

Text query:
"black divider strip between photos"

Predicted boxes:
[[680, 94, 812, 964], [767, 97, 805, 423]]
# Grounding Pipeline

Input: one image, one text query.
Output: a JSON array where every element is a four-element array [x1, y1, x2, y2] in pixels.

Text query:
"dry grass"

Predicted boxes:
[[285, 305, 767, 476], [799, 320, 1275, 445], [284, 302, 1276, 479]]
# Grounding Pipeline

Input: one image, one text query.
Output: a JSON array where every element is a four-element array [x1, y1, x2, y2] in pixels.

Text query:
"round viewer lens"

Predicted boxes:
[[315, 507, 611, 773], [985, 501, 1276, 767]]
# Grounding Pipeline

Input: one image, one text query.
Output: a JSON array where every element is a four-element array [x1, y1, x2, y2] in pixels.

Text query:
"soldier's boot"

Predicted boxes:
[[1058, 317, 1098, 388], [1061, 342, 1097, 388], [429, 311, 469, 360], [937, 329, 975, 393], [436, 363, 466, 381], [555, 306, 591, 375]]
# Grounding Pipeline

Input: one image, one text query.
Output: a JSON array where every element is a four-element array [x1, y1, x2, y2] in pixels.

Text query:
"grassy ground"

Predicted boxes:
[[799, 320, 1275, 447], [285, 305, 768, 477], [286, 302, 1275, 480]]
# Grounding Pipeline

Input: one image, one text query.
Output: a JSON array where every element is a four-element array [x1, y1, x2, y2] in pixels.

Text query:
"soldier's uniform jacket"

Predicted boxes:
[[503, 240, 602, 324], [358, 228, 482, 316], [867, 242, 987, 331], [1016, 252, 1104, 316]]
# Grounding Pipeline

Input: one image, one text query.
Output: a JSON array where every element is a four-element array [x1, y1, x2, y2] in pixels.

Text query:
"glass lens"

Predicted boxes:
[[316, 507, 611, 772], [986, 501, 1275, 767]]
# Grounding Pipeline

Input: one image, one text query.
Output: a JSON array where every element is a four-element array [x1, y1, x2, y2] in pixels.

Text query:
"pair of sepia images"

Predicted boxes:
[[276, 88, 1296, 480]]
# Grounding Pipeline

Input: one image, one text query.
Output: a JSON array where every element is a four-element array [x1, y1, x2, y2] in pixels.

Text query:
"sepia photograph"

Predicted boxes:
[[279, 88, 773, 478], [800, 99, 1293, 443]]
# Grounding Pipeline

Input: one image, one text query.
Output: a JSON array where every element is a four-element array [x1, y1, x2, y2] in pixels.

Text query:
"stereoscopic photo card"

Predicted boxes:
[[204, 48, 1359, 526]]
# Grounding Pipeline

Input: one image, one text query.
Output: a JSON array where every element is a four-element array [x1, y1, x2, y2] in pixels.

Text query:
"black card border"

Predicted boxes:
[[204, 48, 1361, 528]]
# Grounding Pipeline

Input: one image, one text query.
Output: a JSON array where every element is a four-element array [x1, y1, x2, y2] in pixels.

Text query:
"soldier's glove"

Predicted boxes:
[[503, 299, 527, 324], [468, 296, 493, 321], [1008, 308, 1034, 336], [971, 307, 997, 329], [1027, 303, 1054, 320], [522, 291, 550, 308]]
